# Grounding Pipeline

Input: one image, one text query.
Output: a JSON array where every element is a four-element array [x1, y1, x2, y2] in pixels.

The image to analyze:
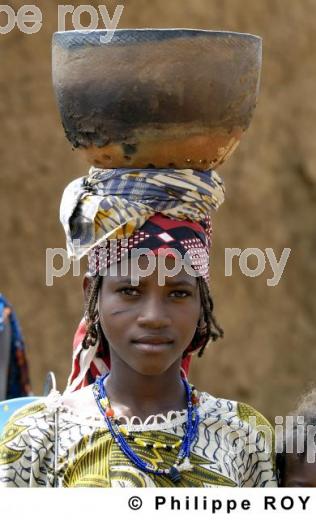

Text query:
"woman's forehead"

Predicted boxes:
[[102, 254, 199, 287]]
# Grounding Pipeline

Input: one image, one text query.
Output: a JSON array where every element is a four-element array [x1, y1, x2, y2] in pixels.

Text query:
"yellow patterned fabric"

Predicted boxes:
[[237, 402, 276, 470], [0, 390, 277, 488]]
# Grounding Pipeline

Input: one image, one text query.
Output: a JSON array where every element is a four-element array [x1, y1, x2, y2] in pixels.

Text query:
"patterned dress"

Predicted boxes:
[[0, 388, 277, 488]]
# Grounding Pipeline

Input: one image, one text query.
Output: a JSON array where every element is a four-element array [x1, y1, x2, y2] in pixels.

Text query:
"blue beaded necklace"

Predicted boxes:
[[93, 373, 200, 483]]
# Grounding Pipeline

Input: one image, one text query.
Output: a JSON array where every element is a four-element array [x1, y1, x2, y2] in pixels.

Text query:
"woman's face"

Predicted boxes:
[[95, 254, 201, 376]]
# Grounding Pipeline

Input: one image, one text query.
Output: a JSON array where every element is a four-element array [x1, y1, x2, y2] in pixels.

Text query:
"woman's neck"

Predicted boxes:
[[105, 357, 187, 421]]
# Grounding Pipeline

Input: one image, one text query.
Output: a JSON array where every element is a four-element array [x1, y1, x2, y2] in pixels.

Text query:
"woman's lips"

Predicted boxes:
[[132, 336, 174, 344], [131, 336, 174, 353]]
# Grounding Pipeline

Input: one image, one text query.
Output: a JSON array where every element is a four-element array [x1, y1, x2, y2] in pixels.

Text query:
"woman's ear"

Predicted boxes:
[[82, 272, 93, 307]]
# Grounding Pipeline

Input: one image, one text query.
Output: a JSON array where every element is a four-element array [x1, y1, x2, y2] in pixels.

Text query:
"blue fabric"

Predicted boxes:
[[0, 294, 31, 399]]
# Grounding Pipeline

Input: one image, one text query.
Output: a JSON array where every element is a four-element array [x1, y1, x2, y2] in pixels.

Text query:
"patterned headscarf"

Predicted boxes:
[[88, 212, 212, 282], [60, 167, 225, 260], [60, 167, 225, 392]]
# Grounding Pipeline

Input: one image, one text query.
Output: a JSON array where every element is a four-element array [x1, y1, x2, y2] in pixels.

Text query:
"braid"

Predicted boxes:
[[82, 274, 102, 350], [87, 274, 101, 319], [195, 277, 224, 358]]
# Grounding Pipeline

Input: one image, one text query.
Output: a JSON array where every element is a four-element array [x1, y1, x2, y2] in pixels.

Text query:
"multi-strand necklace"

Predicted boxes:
[[93, 373, 200, 483]]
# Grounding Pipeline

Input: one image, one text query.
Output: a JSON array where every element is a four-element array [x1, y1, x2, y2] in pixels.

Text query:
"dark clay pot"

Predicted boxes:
[[52, 29, 262, 170]]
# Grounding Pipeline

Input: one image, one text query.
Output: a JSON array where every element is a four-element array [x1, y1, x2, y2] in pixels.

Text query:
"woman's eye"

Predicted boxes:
[[118, 287, 139, 296], [170, 290, 191, 298]]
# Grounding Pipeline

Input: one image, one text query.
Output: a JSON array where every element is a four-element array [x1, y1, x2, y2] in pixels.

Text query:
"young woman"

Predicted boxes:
[[0, 167, 276, 487]]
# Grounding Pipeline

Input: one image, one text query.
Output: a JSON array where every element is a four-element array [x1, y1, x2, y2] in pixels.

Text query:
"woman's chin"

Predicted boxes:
[[130, 361, 174, 377]]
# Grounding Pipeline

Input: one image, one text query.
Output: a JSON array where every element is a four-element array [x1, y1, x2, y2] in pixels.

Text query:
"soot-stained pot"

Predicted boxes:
[[52, 29, 262, 170]]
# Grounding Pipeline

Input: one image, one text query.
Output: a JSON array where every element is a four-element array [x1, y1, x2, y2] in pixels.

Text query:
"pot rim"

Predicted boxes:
[[53, 28, 262, 41]]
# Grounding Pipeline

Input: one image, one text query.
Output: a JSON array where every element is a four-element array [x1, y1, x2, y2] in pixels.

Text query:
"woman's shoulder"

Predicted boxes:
[[0, 387, 86, 450], [198, 390, 274, 436], [10, 385, 102, 421], [1, 392, 61, 448], [0, 388, 101, 487], [0, 395, 59, 487], [2, 394, 58, 429]]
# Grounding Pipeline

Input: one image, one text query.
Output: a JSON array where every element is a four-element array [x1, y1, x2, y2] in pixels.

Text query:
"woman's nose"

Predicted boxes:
[[136, 295, 172, 328]]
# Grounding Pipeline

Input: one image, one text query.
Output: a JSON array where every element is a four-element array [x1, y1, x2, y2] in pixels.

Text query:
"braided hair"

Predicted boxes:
[[82, 274, 224, 358]]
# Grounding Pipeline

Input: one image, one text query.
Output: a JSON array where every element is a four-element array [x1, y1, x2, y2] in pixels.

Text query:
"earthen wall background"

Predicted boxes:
[[1, 0, 315, 420]]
